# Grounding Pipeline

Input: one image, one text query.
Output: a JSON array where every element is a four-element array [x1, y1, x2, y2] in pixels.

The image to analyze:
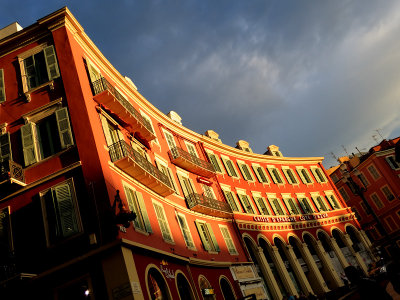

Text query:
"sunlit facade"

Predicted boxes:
[[0, 7, 374, 300]]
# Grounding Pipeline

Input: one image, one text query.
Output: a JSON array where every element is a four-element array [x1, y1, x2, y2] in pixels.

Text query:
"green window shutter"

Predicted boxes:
[[55, 108, 74, 149], [226, 160, 238, 177], [272, 198, 284, 215], [0, 69, 6, 103], [241, 164, 253, 181], [239, 194, 254, 214], [164, 131, 176, 150], [286, 198, 299, 214], [99, 115, 114, 146], [0, 132, 12, 161], [220, 227, 237, 254], [206, 223, 220, 252], [177, 214, 194, 248], [123, 186, 140, 228], [223, 190, 239, 212], [21, 123, 38, 166], [255, 166, 268, 183], [153, 202, 172, 241], [24, 56, 37, 90], [256, 197, 270, 215], [44, 45, 60, 80], [296, 168, 306, 183], [287, 169, 297, 184], [195, 221, 211, 251], [208, 153, 222, 173], [52, 183, 79, 238], [186, 143, 198, 157], [135, 191, 152, 233]]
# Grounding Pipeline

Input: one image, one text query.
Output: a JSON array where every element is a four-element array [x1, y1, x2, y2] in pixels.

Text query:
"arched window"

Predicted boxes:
[[220, 277, 236, 300], [176, 273, 195, 300], [147, 268, 171, 300]]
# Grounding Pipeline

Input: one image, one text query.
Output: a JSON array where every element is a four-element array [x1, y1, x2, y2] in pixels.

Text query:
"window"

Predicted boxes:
[[195, 220, 220, 252], [282, 167, 299, 185], [0, 69, 5, 103], [296, 167, 313, 184], [221, 156, 239, 178], [206, 151, 223, 173], [360, 202, 371, 215], [339, 187, 350, 202], [331, 173, 339, 183], [237, 161, 254, 181], [185, 141, 198, 157], [152, 200, 174, 243], [252, 164, 270, 184], [237, 193, 255, 214], [155, 159, 178, 194], [358, 173, 369, 187], [222, 189, 240, 212], [267, 166, 284, 184], [123, 184, 152, 233], [324, 193, 341, 209], [311, 195, 329, 212], [177, 173, 196, 198], [253, 195, 271, 215], [367, 165, 380, 180], [385, 216, 399, 233], [202, 184, 216, 200], [163, 130, 176, 150], [386, 155, 400, 170], [0, 132, 12, 161], [140, 111, 158, 143], [219, 225, 238, 254], [282, 197, 301, 215], [371, 193, 383, 209], [298, 197, 314, 214], [176, 212, 195, 249], [311, 167, 327, 183], [99, 113, 123, 147], [21, 107, 74, 166], [381, 186, 395, 201], [19, 45, 60, 92], [267, 197, 285, 215], [40, 179, 82, 245]]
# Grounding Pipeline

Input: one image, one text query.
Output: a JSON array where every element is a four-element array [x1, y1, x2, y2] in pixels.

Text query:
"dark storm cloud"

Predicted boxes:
[[2, 0, 400, 167]]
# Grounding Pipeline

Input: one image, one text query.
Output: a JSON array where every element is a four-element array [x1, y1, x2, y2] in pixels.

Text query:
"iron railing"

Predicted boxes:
[[109, 140, 172, 189], [0, 160, 24, 183], [92, 77, 154, 135], [186, 193, 232, 214], [169, 147, 215, 173]]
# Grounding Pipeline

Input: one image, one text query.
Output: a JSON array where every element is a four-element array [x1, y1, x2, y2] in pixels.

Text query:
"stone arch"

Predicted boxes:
[[345, 224, 374, 268], [330, 226, 345, 236], [145, 264, 173, 300], [272, 234, 287, 246], [301, 231, 316, 242]]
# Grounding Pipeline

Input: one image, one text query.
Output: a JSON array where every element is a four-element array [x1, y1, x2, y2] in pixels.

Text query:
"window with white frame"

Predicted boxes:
[[370, 193, 383, 209], [386, 155, 400, 170], [184, 141, 198, 158], [296, 166, 313, 184], [310, 167, 327, 183], [237, 192, 255, 214], [221, 156, 239, 178], [123, 183, 153, 233], [163, 130, 176, 150], [252, 164, 270, 184], [339, 187, 350, 202], [201, 184, 216, 199], [253, 194, 271, 215], [195, 220, 220, 252], [282, 196, 301, 215], [152, 200, 174, 243], [177, 173, 196, 198], [205, 150, 223, 173], [311, 194, 329, 212], [267, 166, 285, 184], [267, 196, 285, 215], [367, 165, 380, 180], [282, 167, 299, 185], [358, 173, 369, 187], [221, 188, 240, 212], [40, 178, 82, 246], [176, 212, 195, 249], [19, 45, 60, 92], [297, 196, 315, 214], [219, 225, 238, 255], [21, 102, 74, 166], [155, 159, 178, 194], [0, 69, 5, 103], [324, 192, 341, 210], [237, 161, 254, 181], [381, 186, 395, 201]]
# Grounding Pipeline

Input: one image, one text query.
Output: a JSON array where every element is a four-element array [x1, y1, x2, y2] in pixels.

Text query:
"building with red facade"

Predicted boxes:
[[328, 137, 400, 258], [0, 7, 375, 300]]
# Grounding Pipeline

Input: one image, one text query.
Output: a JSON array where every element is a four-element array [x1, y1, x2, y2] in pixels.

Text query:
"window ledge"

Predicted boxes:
[[24, 80, 55, 102], [24, 146, 76, 170], [134, 228, 150, 236]]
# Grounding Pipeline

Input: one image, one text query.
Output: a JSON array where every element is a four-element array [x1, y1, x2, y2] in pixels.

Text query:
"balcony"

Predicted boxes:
[[0, 160, 25, 186], [186, 193, 232, 218], [92, 78, 156, 142], [109, 141, 174, 196], [168, 147, 215, 178]]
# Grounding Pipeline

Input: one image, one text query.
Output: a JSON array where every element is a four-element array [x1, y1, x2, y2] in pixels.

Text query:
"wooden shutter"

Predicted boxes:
[[55, 108, 74, 149], [99, 115, 114, 146], [223, 190, 239, 212], [52, 183, 79, 238], [226, 160, 238, 177], [186, 143, 198, 157], [206, 223, 220, 252], [0, 132, 12, 161], [253, 165, 268, 183], [220, 226, 236, 254], [153, 202, 172, 241], [208, 153, 222, 173], [176, 213, 194, 248], [24, 56, 37, 90], [0, 69, 5, 103], [272, 198, 284, 215], [195, 221, 211, 251], [21, 123, 38, 166], [164, 131, 176, 150], [255, 197, 270, 215], [135, 191, 152, 233], [239, 194, 254, 214], [44, 46, 60, 80], [123, 186, 141, 229], [239, 163, 253, 181]]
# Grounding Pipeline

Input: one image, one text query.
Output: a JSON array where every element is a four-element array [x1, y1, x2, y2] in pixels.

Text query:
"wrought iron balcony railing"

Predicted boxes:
[[169, 147, 215, 178], [0, 160, 25, 185], [186, 193, 232, 218], [109, 141, 174, 196], [92, 77, 155, 141]]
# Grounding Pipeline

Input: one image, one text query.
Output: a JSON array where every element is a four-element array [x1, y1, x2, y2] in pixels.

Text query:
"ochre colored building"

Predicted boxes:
[[0, 7, 374, 300], [328, 137, 400, 258]]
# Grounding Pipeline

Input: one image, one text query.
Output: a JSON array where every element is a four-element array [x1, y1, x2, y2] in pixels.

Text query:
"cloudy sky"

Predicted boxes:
[[2, 0, 400, 168]]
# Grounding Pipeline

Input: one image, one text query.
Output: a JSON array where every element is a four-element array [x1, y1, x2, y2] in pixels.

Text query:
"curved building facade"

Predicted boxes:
[[0, 8, 374, 300]]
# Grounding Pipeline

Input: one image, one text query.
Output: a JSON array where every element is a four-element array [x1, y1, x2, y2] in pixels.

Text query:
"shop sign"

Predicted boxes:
[[159, 263, 175, 279], [202, 288, 215, 295], [197, 177, 212, 186], [231, 265, 256, 280], [253, 213, 328, 223]]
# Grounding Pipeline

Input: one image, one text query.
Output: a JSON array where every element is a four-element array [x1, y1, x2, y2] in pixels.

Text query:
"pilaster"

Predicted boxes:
[[285, 245, 313, 296], [271, 245, 298, 296], [329, 238, 349, 269], [256, 247, 283, 300], [314, 240, 343, 288]]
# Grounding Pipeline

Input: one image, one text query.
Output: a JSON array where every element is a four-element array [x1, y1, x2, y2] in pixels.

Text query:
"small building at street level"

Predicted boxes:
[[328, 137, 400, 259], [0, 7, 375, 300]]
